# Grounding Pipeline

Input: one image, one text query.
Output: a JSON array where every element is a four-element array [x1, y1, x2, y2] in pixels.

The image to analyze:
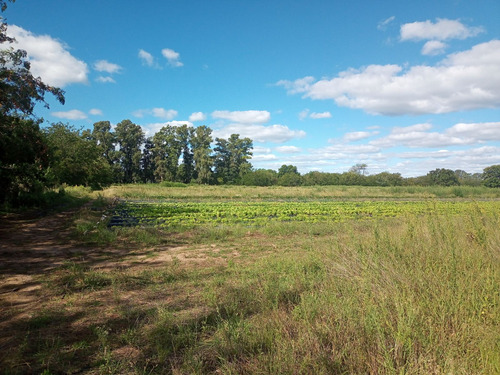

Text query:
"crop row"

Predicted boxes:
[[108, 200, 499, 228]]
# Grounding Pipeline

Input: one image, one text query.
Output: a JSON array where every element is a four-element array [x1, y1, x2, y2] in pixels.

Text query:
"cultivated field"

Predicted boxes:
[[1, 185, 499, 374]]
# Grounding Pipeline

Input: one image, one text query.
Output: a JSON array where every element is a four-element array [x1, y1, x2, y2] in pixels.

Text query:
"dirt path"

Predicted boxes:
[[0, 208, 93, 344]]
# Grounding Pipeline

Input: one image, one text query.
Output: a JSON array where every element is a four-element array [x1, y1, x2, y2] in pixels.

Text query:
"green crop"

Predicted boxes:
[[109, 200, 500, 228]]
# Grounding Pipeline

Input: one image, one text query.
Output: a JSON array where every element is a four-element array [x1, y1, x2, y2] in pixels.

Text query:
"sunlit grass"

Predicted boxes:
[[2, 185, 499, 374]]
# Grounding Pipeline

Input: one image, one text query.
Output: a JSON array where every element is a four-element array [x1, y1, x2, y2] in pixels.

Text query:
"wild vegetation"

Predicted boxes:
[[1, 185, 499, 374]]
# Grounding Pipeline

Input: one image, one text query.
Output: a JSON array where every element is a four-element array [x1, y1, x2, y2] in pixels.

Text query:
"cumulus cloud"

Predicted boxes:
[[89, 108, 103, 116], [371, 121, 500, 148], [275, 146, 302, 153], [162, 48, 183, 67], [133, 108, 178, 120], [400, 18, 484, 41], [212, 110, 271, 124], [96, 76, 115, 83], [278, 40, 500, 115], [6, 25, 88, 87], [52, 109, 87, 120], [142, 121, 193, 137], [214, 123, 306, 143], [421, 40, 447, 55], [93, 60, 122, 74], [342, 131, 378, 142], [138, 49, 155, 67], [310, 111, 332, 119], [189, 112, 207, 122], [152, 108, 178, 120]]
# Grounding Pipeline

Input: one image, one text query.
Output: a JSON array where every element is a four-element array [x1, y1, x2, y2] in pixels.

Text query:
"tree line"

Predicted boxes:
[[240, 164, 500, 188]]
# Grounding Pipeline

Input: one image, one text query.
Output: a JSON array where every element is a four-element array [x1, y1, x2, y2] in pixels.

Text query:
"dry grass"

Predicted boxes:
[[1, 185, 499, 374]]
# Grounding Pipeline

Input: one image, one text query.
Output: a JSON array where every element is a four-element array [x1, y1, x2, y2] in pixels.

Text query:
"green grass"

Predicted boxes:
[[2, 184, 499, 374]]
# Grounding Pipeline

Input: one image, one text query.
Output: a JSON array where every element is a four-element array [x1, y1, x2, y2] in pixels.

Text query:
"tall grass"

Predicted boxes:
[[141, 206, 499, 374], [101, 183, 500, 201]]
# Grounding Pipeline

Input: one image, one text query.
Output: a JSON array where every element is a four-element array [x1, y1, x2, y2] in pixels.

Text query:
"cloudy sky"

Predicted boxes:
[[3, 0, 500, 176]]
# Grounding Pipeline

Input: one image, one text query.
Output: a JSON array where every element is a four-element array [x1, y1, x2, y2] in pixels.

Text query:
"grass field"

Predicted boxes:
[[1, 185, 499, 374]]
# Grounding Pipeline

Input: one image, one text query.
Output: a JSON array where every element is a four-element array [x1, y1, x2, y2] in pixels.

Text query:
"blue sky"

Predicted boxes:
[[3, 0, 500, 176]]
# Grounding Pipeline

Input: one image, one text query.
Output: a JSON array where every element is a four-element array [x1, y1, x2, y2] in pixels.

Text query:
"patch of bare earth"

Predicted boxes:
[[0, 206, 243, 372]]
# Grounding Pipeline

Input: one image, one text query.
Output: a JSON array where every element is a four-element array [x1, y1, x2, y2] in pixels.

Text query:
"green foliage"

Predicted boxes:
[[482, 164, 500, 188], [115, 119, 144, 183], [44, 123, 113, 189], [241, 169, 278, 186], [214, 134, 253, 184], [427, 168, 460, 186], [0, 116, 48, 204]]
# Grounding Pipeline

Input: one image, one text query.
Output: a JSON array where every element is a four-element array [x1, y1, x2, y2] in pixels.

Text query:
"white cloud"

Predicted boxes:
[[6, 25, 88, 87], [370, 121, 500, 148], [162, 48, 183, 67], [278, 40, 500, 115], [400, 18, 484, 41], [421, 40, 447, 55], [189, 112, 207, 122], [89, 108, 103, 116], [253, 154, 278, 161], [253, 146, 272, 154], [276, 76, 315, 95], [214, 123, 306, 143], [298, 109, 309, 120], [378, 16, 395, 30], [142, 121, 193, 137], [310, 111, 332, 119], [275, 145, 302, 153], [212, 110, 271, 124], [133, 108, 178, 120], [152, 108, 177, 120], [52, 109, 87, 120], [342, 131, 378, 142], [138, 49, 155, 67], [96, 76, 116, 83], [93, 60, 122, 74]]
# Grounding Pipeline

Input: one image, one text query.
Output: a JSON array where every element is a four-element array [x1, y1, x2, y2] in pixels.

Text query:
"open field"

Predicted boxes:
[[1, 185, 499, 374]]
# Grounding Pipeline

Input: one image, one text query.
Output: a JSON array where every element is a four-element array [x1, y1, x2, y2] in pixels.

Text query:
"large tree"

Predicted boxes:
[[152, 124, 181, 182], [115, 119, 144, 183], [482, 165, 500, 188], [214, 134, 253, 184], [0, 1, 66, 204], [44, 123, 112, 189], [191, 125, 213, 184]]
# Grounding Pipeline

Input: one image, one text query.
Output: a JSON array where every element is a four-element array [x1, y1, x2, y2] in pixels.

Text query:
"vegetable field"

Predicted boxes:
[[108, 199, 500, 227]]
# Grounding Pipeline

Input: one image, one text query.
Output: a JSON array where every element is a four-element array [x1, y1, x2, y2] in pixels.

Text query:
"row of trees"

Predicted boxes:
[[52, 120, 253, 187], [240, 164, 499, 187]]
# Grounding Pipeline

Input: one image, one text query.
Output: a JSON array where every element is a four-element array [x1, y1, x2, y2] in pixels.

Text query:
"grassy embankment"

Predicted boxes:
[[1, 184, 499, 374]]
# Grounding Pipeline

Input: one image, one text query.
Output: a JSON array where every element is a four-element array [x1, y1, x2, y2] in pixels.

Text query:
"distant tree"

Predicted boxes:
[[140, 137, 156, 183], [278, 164, 299, 177], [278, 172, 303, 186], [115, 119, 144, 183], [152, 125, 181, 182], [367, 172, 403, 186], [44, 123, 112, 189], [427, 168, 459, 186], [191, 125, 214, 184], [176, 124, 194, 183], [241, 169, 278, 186], [214, 134, 253, 184], [349, 163, 368, 176], [482, 165, 500, 188]]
